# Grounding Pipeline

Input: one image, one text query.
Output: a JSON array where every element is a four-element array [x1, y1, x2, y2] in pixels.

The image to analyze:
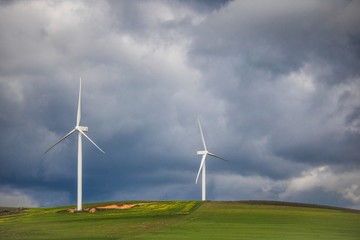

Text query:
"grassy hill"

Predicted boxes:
[[1, 201, 360, 239]]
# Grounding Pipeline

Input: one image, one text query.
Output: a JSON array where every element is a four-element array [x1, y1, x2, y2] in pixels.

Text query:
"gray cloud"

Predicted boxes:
[[0, 0, 359, 209]]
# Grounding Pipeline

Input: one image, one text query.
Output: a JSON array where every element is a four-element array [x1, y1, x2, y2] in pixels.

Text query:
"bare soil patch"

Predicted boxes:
[[97, 202, 154, 210], [67, 202, 156, 213]]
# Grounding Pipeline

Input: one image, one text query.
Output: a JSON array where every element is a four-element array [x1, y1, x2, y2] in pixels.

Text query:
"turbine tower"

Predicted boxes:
[[195, 119, 227, 201], [44, 78, 105, 211]]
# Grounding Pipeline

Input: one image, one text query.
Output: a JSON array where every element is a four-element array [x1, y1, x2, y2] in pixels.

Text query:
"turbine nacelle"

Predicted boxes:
[[197, 150, 207, 155], [76, 126, 88, 132]]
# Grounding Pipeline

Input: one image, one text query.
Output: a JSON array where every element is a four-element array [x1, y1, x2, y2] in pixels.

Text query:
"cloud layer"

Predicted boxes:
[[0, 0, 359, 209]]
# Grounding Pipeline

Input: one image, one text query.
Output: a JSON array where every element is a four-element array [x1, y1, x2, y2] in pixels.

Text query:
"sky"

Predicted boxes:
[[0, 0, 360, 209]]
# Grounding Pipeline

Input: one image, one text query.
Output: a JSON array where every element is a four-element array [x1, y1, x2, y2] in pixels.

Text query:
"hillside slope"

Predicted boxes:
[[1, 201, 360, 239], [136, 201, 360, 240]]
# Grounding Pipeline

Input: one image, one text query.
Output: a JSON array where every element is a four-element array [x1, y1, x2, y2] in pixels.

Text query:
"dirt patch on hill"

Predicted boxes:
[[96, 202, 154, 210], [67, 202, 156, 213], [96, 204, 136, 210]]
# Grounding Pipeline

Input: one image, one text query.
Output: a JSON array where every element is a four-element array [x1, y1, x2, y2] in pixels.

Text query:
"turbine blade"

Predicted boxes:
[[198, 118, 207, 151], [195, 154, 207, 184], [78, 128, 105, 154], [76, 77, 82, 126], [43, 129, 76, 155], [208, 152, 229, 162]]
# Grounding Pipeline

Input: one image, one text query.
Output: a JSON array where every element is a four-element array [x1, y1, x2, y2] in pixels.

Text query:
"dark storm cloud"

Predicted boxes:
[[188, 0, 360, 170], [184, 0, 360, 206], [180, 0, 232, 11], [0, 0, 360, 209]]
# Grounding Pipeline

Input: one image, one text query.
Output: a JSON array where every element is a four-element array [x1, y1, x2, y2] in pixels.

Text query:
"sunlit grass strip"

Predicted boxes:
[[135, 201, 360, 240], [0, 201, 201, 239], [1, 201, 360, 239]]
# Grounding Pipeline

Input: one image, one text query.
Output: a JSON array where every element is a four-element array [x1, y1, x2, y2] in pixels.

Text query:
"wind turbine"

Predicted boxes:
[[44, 78, 105, 211], [195, 119, 227, 201]]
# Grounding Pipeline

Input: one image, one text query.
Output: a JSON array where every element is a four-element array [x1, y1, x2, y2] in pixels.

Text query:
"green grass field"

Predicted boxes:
[[1, 201, 360, 239]]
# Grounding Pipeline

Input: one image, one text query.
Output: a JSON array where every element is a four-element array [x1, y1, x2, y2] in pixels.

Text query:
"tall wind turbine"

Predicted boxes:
[[44, 78, 105, 211], [195, 119, 227, 201]]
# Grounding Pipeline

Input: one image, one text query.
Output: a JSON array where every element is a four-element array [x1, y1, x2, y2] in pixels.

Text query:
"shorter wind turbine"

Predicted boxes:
[[44, 78, 105, 211], [195, 119, 227, 201]]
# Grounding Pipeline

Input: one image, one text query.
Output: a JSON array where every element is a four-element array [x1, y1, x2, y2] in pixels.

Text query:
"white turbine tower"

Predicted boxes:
[[195, 119, 227, 201], [44, 78, 105, 211]]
